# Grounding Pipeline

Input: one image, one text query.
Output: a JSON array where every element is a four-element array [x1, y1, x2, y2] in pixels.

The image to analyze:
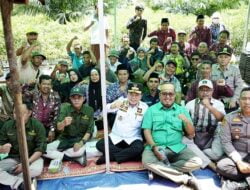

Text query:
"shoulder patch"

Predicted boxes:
[[221, 118, 226, 126], [82, 115, 89, 120]]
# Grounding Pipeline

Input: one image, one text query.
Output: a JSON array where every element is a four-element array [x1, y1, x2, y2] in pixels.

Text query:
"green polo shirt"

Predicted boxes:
[[0, 118, 47, 158], [142, 102, 192, 153], [57, 103, 94, 150]]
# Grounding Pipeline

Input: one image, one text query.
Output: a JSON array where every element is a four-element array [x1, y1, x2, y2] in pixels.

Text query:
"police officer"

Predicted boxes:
[[96, 83, 148, 164], [44, 86, 94, 166], [211, 47, 244, 113], [217, 87, 250, 189], [0, 100, 46, 189]]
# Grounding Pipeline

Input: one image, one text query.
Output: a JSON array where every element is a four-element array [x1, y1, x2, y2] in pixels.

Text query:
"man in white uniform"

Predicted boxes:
[[96, 83, 148, 164]]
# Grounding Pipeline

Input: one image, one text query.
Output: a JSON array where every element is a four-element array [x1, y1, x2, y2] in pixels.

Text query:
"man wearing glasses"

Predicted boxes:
[[142, 82, 202, 190], [184, 79, 225, 171]]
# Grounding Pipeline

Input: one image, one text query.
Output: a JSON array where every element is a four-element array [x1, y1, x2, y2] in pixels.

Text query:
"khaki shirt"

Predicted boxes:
[[211, 64, 244, 103], [57, 103, 94, 150], [0, 118, 47, 158], [220, 110, 250, 162]]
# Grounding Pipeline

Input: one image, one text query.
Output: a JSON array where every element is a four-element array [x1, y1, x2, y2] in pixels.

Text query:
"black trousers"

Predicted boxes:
[[129, 42, 140, 51], [96, 137, 144, 163]]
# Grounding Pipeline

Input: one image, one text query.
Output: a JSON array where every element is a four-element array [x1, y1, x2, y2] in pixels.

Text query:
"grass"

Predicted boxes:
[[0, 3, 247, 60]]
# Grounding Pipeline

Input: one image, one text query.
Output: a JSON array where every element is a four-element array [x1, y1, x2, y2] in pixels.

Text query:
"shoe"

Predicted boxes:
[[187, 177, 202, 190], [31, 178, 37, 190], [96, 156, 105, 165], [221, 179, 249, 190], [74, 155, 87, 167], [17, 183, 24, 190]]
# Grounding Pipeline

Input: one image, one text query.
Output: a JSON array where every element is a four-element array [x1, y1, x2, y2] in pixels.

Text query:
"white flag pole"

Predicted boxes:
[[98, 0, 111, 173]]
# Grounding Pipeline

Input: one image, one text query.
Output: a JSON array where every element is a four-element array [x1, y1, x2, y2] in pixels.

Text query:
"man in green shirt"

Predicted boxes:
[[0, 101, 46, 189], [44, 86, 94, 166], [142, 82, 202, 190]]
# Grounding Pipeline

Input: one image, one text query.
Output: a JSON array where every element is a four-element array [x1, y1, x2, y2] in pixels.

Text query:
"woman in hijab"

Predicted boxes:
[[53, 68, 82, 103], [81, 68, 103, 130]]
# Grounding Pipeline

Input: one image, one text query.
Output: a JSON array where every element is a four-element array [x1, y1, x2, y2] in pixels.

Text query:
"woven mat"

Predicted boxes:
[[38, 157, 145, 180]]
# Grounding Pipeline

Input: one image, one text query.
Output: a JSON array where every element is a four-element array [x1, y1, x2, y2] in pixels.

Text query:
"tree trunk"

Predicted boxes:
[[0, 0, 32, 189]]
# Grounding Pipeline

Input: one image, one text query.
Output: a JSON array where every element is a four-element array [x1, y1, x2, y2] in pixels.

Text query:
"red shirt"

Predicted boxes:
[[148, 28, 176, 52], [188, 26, 212, 49], [209, 43, 231, 53], [32, 91, 61, 129]]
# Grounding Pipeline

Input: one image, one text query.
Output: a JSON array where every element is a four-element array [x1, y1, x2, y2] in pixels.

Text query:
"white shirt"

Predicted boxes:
[[17, 62, 43, 84], [185, 98, 225, 127], [90, 16, 109, 45], [108, 98, 148, 145], [109, 61, 121, 73]]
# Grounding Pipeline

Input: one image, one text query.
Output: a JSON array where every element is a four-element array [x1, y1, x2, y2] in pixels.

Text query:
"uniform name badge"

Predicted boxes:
[[135, 107, 143, 116]]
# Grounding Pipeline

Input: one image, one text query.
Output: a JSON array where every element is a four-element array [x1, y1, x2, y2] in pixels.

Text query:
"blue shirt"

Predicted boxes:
[[106, 82, 128, 103], [68, 51, 83, 70]]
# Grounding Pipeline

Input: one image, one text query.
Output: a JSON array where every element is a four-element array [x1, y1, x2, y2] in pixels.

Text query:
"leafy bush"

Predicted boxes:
[[0, 3, 247, 60]]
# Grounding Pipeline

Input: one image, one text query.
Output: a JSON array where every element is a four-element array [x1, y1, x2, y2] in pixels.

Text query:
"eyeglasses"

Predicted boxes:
[[160, 92, 175, 97], [149, 80, 159, 83], [192, 58, 200, 61], [199, 89, 212, 92], [240, 97, 250, 101]]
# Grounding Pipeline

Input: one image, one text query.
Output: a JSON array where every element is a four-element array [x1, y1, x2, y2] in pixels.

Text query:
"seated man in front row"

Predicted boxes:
[[44, 86, 94, 166], [96, 83, 148, 165], [217, 87, 250, 190], [142, 82, 202, 190], [0, 101, 46, 190], [184, 79, 225, 171]]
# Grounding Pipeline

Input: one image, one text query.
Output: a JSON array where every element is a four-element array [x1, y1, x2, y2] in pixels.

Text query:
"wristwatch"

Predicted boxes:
[[81, 139, 87, 145], [150, 144, 156, 150]]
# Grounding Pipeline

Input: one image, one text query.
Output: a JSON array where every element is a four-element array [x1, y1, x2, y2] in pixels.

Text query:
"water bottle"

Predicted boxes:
[[158, 147, 170, 166]]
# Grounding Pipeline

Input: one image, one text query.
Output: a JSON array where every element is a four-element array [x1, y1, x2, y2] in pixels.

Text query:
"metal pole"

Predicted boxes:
[[114, 0, 117, 48], [0, 0, 32, 189], [242, 0, 250, 51], [98, 0, 111, 173]]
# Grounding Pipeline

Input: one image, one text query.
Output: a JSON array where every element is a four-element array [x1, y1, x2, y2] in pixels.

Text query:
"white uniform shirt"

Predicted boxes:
[[90, 16, 109, 45], [186, 98, 225, 127], [108, 98, 148, 145]]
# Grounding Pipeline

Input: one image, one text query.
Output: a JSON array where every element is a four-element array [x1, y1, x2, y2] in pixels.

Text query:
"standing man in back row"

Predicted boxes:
[[126, 5, 147, 51]]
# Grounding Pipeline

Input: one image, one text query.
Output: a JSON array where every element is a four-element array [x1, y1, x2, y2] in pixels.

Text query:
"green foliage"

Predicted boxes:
[[146, 0, 246, 16], [0, 3, 247, 60], [13, 0, 96, 24], [13, 0, 126, 24]]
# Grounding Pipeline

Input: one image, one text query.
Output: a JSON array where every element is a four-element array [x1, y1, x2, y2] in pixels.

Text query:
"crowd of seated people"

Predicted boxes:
[[0, 4, 249, 190]]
